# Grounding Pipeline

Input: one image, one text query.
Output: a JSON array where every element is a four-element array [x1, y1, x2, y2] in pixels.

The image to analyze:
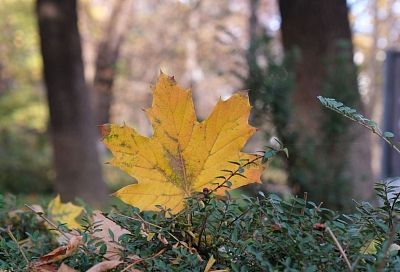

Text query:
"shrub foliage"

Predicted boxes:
[[1, 181, 400, 271], [1, 98, 400, 271]]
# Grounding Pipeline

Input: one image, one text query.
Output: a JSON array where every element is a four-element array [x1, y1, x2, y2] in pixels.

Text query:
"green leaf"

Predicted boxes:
[[282, 148, 289, 158], [384, 131, 395, 138], [99, 243, 107, 255], [263, 150, 277, 162]]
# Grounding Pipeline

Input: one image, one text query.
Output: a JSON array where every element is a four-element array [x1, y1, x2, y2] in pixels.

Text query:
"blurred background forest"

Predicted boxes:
[[1, 0, 399, 211]]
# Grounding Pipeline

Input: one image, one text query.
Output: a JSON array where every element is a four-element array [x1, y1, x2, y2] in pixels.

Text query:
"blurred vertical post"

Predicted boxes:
[[382, 50, 400, 177], [36, 0, 108, 205]]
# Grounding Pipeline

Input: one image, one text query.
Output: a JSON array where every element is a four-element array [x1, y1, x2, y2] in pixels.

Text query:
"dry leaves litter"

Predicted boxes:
[[86, 260, 122, 272], [29, 235, 82, 271], [57, 263, 78, 272], [47, 195, 84, 230], [92, 210, 131, 260]]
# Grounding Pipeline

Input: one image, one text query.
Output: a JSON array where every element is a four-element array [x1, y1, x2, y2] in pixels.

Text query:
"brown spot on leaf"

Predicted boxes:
[[98, 124, 111, 138]]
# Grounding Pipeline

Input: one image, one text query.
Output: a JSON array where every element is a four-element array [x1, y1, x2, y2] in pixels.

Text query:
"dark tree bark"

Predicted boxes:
[[278, 0, 373, 208], [93, 0, 133, 125], [36, 0, 108, 205], [279, 0, 355, 130]]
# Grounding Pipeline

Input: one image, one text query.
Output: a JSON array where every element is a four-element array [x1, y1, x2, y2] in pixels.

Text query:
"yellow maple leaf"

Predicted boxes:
[[100, 73, 262, 213], [47, 195, 84, 229]]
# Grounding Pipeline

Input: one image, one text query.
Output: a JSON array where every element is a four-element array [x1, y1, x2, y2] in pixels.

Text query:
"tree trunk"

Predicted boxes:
[[93, 0, 133, 125], [278, 0, 373, 209], [36, 0, 108, 205]]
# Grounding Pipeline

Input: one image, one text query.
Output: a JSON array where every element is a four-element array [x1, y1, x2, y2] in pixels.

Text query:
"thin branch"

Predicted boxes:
[[325, 105, 400, 155], [209, 154, 263, 195], [112, 212, 191, 250], [301, 192, 308, 216], [226, 207, 251, 228], [121, 247, 167, 272], [6, 226, 29, 266], [326, 226, 352, 272], [197, 214, 209, 248], [25, 204, 70, 240]]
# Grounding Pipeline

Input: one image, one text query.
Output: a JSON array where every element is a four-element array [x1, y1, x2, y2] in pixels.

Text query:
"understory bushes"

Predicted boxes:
[[1, 181, 400, 271], [1, 98, 400, 271]]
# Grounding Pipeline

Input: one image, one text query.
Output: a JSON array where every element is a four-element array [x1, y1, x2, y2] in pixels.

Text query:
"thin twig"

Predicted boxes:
[[113, 212, 190, 250], [288, 196, 296, 220], [187, 212, 193, 248], [226, 207, 251, 228], [301, 192, 308, 216], [25, 204, 70, 240], [326, 226, 352, 272], [6, 226, 29, 266], [114, 212, 162, 229], [134, 212, 162, 230], [197, 214, 209, 248], [209, 154, 263, 195], [121, 247, 167, 272], [326, 106, 400, 155]]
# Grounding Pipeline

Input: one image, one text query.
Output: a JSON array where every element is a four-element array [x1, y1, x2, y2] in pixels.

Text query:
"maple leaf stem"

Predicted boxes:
[[208, 154, 263, 195], [25, 204, 70, 240]]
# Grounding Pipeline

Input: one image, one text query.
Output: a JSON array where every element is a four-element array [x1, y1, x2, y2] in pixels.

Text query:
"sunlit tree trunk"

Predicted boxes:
[[279, 0, 373, 209], [93, 0, 133, 125], [36, 0, 108, 205]]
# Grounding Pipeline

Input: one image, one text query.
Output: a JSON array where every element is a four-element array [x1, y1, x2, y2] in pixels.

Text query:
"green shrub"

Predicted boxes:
[[1, 98, 400, 271], [1, 180, 400, 271]]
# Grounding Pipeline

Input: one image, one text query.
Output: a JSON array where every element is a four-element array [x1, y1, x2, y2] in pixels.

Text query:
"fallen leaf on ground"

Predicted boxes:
[[92, 210, 131, 260], [57, 263, 78, 272], [101, 73, 263, 213], [48, 195, 84, 229], [29, 263, 57, 272], [29, 235, 82, 270], [86, 260, 122, 272]]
